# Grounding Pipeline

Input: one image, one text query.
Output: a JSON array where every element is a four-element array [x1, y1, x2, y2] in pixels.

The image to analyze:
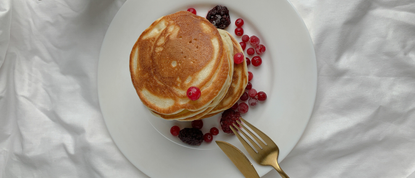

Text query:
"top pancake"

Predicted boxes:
[[178, 29, 235, 121], [150, 29, 234, 121], [130, 11, 230, 115]]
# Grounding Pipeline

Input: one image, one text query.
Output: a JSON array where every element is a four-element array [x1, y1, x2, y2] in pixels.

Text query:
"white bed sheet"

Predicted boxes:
[[1, 0, 415, 177]]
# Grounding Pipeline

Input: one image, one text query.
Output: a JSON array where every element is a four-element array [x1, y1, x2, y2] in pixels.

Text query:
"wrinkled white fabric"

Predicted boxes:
[[0, 0, 143, 177], [1, 0, 415, 177]]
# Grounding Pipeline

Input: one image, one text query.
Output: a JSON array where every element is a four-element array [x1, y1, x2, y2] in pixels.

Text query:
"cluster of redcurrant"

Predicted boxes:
[[232, 17, 268, 114], [234, 18, 266, 67], [170, 120, 219, 145]]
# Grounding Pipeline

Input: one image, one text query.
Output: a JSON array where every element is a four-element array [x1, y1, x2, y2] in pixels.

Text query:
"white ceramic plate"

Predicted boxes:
[[98, 0, 316, 177]]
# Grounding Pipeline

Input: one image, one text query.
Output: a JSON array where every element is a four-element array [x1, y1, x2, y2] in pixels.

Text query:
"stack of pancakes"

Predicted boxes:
[[130, 11, 248, 121]]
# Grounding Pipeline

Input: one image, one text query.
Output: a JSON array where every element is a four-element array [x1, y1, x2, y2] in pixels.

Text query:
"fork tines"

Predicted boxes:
[[230, 117, 289, 178], [230, 117, 272, 154]]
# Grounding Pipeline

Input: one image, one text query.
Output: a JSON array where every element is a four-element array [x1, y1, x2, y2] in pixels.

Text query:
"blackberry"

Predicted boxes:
[[206, 5, 231, 29], [220, 109, 241, 134], [178, 128, 204, 146]]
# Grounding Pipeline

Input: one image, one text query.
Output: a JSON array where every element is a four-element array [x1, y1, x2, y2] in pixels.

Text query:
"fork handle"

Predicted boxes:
[[271, 162, 289, 178]]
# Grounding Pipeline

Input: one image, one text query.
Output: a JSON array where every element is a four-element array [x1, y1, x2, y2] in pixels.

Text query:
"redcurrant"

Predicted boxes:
[[204, 133, 213, 143], [235, 27, 244, 36], [248, 89, 257, 98], [170, 126, 180, 136], [192, 120, 203, 129], [187, 8, 197, 15], [187, 86, 201, 100], [242, 35, 249, 42], [240, 92, 249, 101], [231, 103, 239, 110], [257, 91, 267, 101], [210, 127, 219, 135], [247, 47, 255, 56], [249, 35, 260, 47], [235, 18, 244, 27], [239, 42, 246, 51], [256, 44, 266, 55], [248, 97, 258, 106], [234, 52, 244, 64], [248, 71, 253, 81], [238, 102, 249, 114], [252, 56, 262, 67], [246, 82, 252, 90]]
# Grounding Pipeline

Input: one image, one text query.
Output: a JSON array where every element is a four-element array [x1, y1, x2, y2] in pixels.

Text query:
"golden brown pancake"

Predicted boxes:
[[178, 29, 235, 121], [202, 31, 248, 118], [130, 11, 230, 115], [151, 29, 234, 120]]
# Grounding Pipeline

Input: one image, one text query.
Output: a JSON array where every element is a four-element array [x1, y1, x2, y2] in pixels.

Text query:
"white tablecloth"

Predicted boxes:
[[1, 0, 415, 177]]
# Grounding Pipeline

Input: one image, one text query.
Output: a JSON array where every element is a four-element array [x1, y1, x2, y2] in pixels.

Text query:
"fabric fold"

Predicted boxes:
[[0, 0, 12, 68]]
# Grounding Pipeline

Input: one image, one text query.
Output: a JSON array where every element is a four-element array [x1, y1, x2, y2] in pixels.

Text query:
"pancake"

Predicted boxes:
[[202, 31, 248, 118], [152, 29, 234, 120], [178, 29, 235, 121], [130, 11, 230, 115]]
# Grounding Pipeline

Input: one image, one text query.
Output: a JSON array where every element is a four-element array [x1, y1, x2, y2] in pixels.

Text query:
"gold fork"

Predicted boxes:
[[230, 117, 289, 178]]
